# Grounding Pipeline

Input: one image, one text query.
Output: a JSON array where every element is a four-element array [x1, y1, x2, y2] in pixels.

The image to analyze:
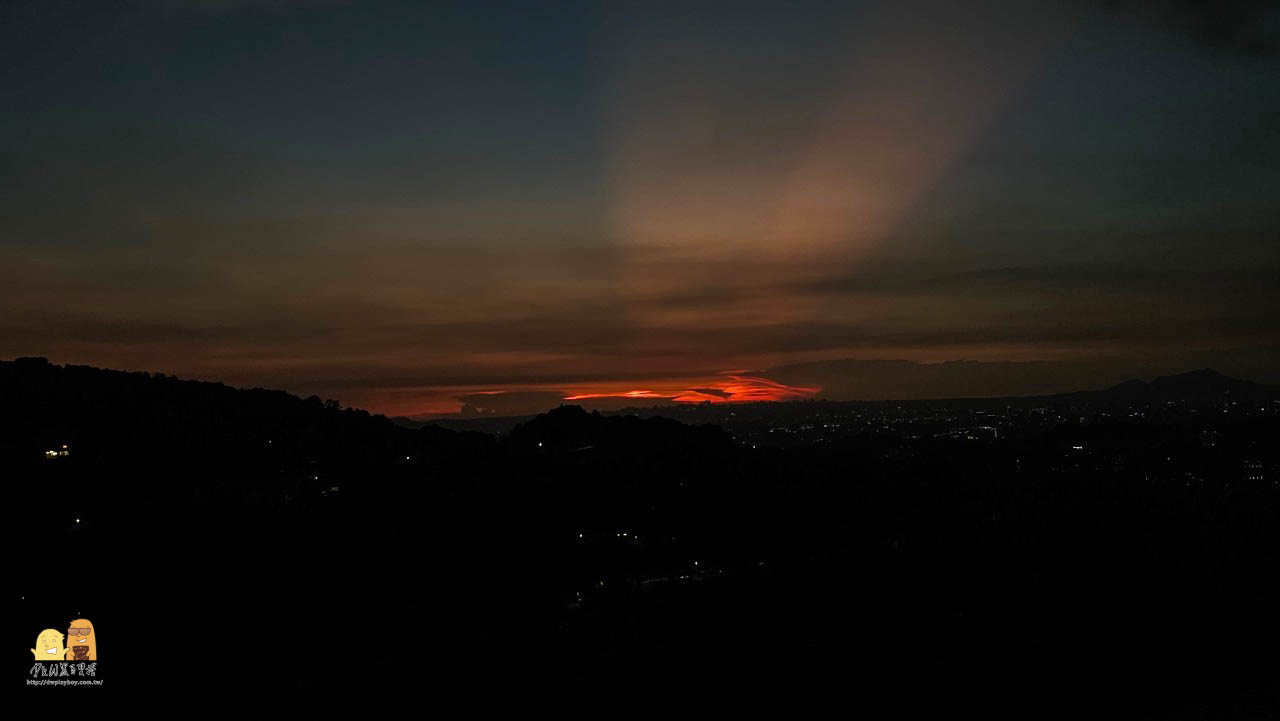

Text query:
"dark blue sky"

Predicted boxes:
[[3, 0, 1277, 415]]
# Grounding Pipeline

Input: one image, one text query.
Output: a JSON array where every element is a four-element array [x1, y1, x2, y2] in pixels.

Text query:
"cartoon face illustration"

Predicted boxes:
[[66, 619, 96, 661], [32, 629, 67, 660]]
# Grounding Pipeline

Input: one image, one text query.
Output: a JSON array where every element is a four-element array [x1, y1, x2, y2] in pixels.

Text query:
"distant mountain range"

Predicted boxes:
[[1061, 368, 1280, 405], [760, 358, 1280, 403], [405, 366, 1279, 432], [389, 356, 1278, 423], [3, 357, 1275, 439]]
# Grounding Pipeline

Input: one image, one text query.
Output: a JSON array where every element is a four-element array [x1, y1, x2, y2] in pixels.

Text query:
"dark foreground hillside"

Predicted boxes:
[[7, 357, 1277, 712]]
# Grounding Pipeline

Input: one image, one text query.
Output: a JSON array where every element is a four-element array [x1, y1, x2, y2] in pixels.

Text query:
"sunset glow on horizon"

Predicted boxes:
[[562, 374, 822, 407], [399, 371, 825, 418]]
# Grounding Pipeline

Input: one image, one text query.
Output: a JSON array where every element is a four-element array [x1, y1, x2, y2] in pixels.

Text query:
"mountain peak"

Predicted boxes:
[[1150, 368, 1234, 387]]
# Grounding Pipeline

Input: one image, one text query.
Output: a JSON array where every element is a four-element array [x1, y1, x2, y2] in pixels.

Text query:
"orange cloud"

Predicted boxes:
[[564, 373, 820, 406]]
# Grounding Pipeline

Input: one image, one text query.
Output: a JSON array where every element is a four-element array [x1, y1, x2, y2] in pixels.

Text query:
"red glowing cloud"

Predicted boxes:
[[563, 389, 672, 401], [563, 373, 819, 405]]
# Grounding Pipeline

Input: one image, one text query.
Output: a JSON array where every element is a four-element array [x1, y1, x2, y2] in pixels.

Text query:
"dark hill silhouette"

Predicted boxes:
[[7, 357, 1277, 710], [0, 357, 734, 470], [0, 356, 503, 469], [1, 356, 404, 462], [503, 404, 732, 455], [1061, 368, 1280, 405], [1148, 367, 1273, 396]]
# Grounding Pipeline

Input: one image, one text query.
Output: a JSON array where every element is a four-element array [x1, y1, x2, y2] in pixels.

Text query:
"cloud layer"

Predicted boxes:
[[3, 0, 1278, 415]]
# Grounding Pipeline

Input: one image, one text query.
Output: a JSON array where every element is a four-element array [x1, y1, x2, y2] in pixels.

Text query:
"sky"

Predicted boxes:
[[3, 0, 1278, 416]]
